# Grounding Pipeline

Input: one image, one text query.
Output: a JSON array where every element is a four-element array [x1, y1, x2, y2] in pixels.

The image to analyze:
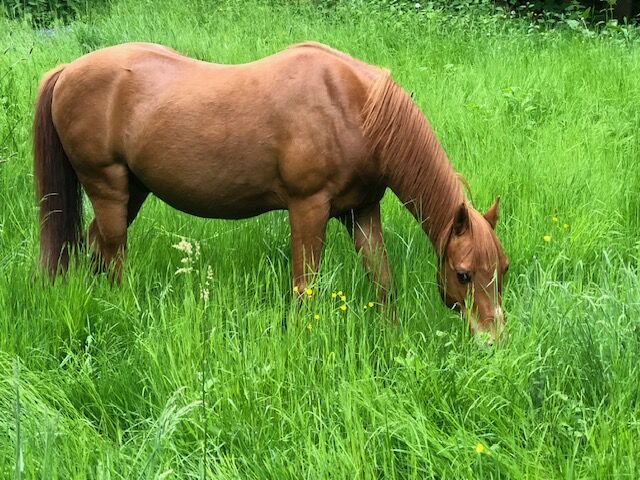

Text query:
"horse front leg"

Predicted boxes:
[[340, 202, 395, 306], [288, 194, 330, 296]]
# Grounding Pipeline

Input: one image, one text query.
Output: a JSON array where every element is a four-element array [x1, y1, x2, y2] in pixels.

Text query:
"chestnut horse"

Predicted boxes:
[[33, 42, 508, 340]]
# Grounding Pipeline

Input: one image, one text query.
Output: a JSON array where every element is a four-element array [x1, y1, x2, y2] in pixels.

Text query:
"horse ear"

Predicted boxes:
[[453, 202, 469, 236], [484, 196, 500, 230]]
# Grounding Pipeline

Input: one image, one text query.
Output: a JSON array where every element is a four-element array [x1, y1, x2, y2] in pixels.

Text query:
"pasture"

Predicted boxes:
[[1, 0, 640, 478]]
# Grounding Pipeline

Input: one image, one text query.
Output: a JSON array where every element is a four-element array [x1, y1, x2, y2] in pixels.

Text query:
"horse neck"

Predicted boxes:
[[385, 140, 464, 253], [361, 74, 464, 253]]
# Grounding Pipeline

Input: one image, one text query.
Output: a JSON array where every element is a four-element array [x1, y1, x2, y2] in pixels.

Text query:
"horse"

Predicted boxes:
[[33, 41, 509, 341]]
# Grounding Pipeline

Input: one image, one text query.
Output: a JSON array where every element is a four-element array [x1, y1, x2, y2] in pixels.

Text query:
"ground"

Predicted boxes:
[[0, 0, 639, 478]]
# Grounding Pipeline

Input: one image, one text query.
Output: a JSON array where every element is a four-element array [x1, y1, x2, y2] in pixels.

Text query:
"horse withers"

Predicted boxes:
[[33, 42, 508, 342]]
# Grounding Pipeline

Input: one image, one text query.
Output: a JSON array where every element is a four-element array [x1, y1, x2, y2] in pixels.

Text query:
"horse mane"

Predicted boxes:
[[361, 73, 465, 252]]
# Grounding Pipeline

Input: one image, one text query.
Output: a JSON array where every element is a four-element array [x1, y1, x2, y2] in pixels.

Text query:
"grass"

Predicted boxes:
[[1, 0, 640, 477]]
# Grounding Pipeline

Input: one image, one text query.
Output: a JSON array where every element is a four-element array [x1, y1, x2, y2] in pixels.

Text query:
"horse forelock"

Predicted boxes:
[[470, 212, 501, 268], [436, 210, 500, 276]]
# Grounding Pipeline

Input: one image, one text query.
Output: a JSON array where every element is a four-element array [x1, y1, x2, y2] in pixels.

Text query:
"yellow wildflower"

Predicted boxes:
[[543, 235, 551, 242], [340, 304, 347, 311], [305, 288, 313, 297], [331, 292, 337, 299], [368, 301, 375, 308], [306, 323, 312, 331], [338, 291, 343, 296], [314, 314, 320, 320], [340, 295, 347, 302], [293, 286, 299, 294], [474, 443, 485, 454], [563, 223, 569, 230], [551, 216, 558, 223]]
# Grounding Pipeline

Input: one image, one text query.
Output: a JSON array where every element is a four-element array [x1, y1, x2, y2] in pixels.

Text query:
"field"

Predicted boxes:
[[1, 0, 640, 478]]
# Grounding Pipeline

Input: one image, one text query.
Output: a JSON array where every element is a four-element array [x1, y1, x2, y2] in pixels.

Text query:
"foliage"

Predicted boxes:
[[364, 0, 638, 25], [0, 0, 109, 27]]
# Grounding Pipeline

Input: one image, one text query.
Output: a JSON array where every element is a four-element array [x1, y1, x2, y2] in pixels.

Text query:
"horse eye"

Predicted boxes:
[[456, 271, 471, 285]]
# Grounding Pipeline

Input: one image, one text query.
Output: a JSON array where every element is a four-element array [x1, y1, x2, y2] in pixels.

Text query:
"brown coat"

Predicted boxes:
[[34, 42, 508, 341]]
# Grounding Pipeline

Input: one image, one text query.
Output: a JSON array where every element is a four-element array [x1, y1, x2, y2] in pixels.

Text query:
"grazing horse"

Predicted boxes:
[[33, 42, 509, 340]]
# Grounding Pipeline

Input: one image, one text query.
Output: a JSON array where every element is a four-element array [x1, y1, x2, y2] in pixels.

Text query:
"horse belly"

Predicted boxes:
[[153, 184, 284, 220], [129, 153, 286, 220]]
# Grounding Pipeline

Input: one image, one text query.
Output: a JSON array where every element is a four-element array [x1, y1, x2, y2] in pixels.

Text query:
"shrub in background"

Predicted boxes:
[[0, 0, 109, 27]]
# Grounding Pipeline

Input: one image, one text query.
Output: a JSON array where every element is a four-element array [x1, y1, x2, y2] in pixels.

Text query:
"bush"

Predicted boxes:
[[0, 0, 109, 27], [382, 0, 638, 22], [505, 0, 639, 22]]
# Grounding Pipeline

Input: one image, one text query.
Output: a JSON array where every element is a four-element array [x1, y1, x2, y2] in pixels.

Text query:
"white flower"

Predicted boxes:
[[200, 287, 209, 302], [175, 267, 193, 275], [172, 239, 193, 256], [206, 265, 213, 283]]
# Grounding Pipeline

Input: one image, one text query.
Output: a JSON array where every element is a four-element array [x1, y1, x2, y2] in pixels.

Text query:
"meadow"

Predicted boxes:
[[1, 0, 640, 478]]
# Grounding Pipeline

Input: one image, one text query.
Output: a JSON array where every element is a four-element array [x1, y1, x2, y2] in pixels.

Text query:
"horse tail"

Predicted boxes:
[[33, 65, 83, 277]]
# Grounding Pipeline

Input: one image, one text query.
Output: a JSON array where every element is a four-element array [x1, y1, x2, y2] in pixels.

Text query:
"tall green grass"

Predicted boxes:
[[1, 0, 639, 477]]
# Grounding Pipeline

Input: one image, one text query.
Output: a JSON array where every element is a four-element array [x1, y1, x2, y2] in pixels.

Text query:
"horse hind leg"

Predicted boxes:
[[125, 172, 149, 226], [85, 164, 145, 282]]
